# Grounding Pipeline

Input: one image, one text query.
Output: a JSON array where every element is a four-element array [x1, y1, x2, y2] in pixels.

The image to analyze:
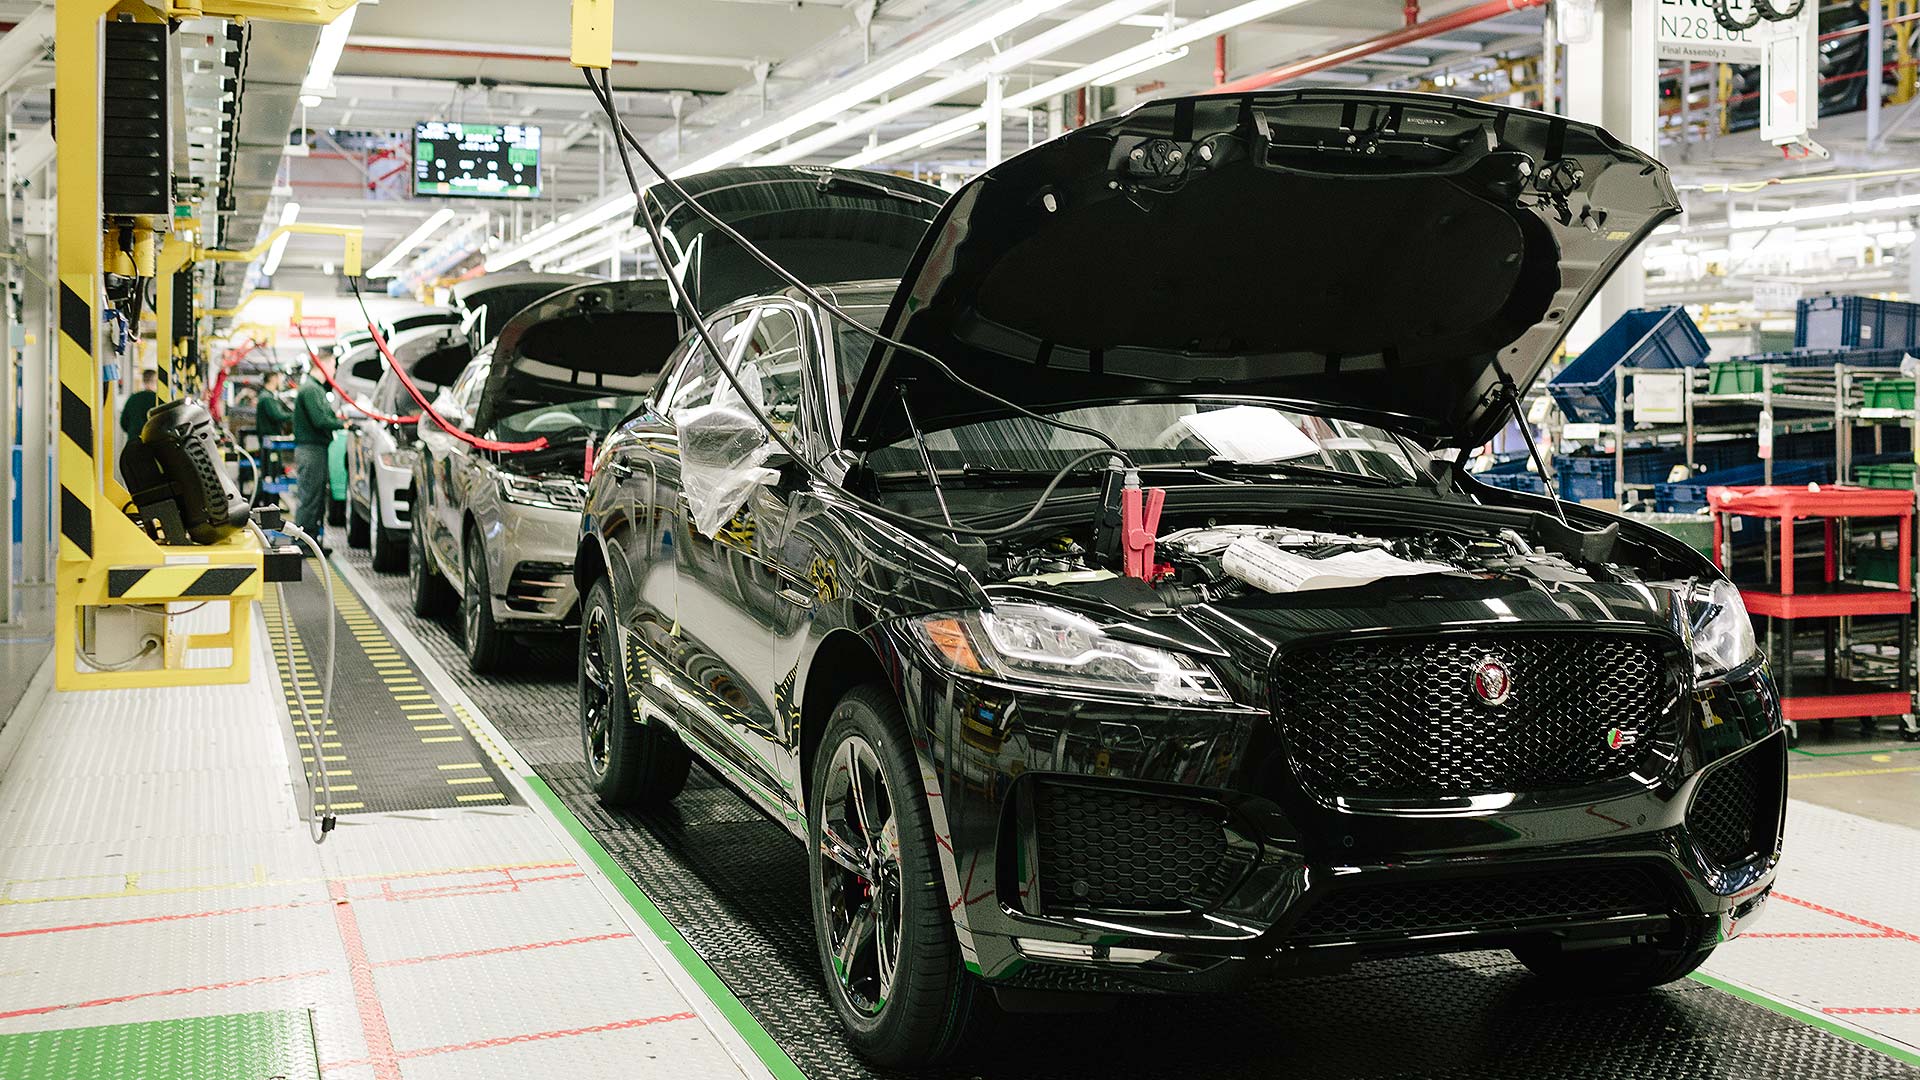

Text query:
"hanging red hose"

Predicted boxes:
[[295, 334, 422, 426], [353, 294, 548, 453]]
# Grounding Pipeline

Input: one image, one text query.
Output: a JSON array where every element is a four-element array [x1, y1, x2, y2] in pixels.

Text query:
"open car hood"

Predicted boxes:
[[473, 279, 683, 435], [843, 90, 1680, 451], [451, 272, 598, 351], [642, 165, 949, 315]]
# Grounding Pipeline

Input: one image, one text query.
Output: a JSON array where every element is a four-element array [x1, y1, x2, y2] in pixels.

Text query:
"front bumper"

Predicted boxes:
[[372, 458, 413, 532], [487, 501, 582, 629], [901, 653, 1785, 992]]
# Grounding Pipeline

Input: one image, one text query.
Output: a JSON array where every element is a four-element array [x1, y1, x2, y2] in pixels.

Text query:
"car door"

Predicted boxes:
[[653, 303, 809, 813], [419, 357, 485, 579]]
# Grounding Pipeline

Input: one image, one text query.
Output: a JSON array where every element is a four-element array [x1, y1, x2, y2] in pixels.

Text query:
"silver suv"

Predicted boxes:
[[408, 279, 683, 672]]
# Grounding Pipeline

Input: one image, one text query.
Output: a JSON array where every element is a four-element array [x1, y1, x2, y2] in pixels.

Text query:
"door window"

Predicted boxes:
[[666, 307, 807, 436]]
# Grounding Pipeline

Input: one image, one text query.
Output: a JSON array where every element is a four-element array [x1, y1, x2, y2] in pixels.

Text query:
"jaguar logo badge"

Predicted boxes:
[[1607, 727, 1631, 750], [1472, 658, 1512, 706]]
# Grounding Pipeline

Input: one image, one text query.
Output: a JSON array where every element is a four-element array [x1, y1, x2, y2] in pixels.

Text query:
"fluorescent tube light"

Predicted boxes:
[[302, 6, 355, 96], [261, 201, 300, 277], [367, 207, 457, 278], [1092, 46, 1188, 87], [484, 192, 637, 271], [916, 122, 982, 151]]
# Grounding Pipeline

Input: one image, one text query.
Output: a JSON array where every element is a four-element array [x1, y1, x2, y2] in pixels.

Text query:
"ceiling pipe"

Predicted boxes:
[[1210, 0, 1546, 96], [1214, 34, 1227, 85]]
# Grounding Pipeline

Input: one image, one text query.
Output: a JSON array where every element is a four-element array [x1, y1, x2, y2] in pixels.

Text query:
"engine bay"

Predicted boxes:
[[977, 509, 1672, 611]]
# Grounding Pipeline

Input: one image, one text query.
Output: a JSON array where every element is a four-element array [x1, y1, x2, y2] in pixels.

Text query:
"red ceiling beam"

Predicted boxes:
[[1210, 0, 1548, 96]]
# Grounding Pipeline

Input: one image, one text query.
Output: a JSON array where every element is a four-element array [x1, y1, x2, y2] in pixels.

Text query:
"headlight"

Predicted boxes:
[[498, 473, 585, 511], [1689, 579, 1759, 678], [375, 448, 416, 471], [912, 601, 1231, 704]]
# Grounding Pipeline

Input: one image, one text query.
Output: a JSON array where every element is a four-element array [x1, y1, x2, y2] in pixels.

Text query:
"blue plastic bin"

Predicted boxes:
[[1549, 307, 1710, 424], [1552, 449, 1685, 502], [1476, 471, 1547, 495], [1797, 295, 1920, 350], [1653, 459, 1833, 513], [1770, 345, 1913, 368]]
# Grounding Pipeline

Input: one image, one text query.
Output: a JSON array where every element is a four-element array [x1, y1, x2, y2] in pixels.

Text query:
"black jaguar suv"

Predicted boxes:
[[573, 94, 1786, 1067]]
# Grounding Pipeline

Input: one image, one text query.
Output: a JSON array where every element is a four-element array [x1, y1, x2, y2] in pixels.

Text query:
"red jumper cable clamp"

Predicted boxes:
[[1121, 471, 1165, 582]]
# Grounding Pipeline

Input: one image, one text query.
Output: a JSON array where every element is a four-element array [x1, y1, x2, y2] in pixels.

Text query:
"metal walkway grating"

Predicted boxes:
[[333, 548, 1920, 1080]]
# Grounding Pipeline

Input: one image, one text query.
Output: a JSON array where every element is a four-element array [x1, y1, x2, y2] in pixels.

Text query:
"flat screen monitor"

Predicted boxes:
[[413, 122, 541, 200]]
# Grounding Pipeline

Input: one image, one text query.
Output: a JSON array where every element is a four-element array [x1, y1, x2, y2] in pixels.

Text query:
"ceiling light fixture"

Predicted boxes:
[[834, 0, 1314, 169], [916, 122, 983, 151], [759, 0, 1167, 166], [302, 6, 355, 99], [483, 192, 638, 271], [1091, 45, 1189, 87], [260, 201, 300, 278], [367, 207, 457, 278], [673, 0, 1078, 175]]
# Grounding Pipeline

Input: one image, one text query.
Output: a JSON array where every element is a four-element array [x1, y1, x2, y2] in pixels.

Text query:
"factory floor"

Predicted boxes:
[[0, 554, 1916, 1079]]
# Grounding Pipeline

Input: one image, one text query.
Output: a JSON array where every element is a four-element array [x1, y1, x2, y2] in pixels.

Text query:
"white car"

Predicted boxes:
[[344, 324, 470, 570]]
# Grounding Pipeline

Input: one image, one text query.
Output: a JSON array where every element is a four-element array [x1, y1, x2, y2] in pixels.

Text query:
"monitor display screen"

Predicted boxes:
[[413, 122, 541, 199]]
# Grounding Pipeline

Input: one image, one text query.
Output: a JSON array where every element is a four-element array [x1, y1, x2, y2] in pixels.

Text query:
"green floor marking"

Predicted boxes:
[[1790, 744, 1920, 758], [0, 1010, 320, 1080], [529, 776, 806, 1080], [1691, 972, 1920, 1069]]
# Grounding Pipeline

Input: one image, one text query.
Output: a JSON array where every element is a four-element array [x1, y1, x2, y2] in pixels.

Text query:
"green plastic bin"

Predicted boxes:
[[1854, 462, 1916, 490], [1861, 378, 1915, 412], [1708, 361, 1765, 395], [1622, 511, 1714, 558]]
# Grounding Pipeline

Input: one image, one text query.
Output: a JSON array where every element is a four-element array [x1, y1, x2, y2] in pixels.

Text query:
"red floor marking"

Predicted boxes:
[[0, 969, 328, 1021], [1745, 932, 1892, 939], [371, 932, 631, 968], [1773, 892, 1920, 944], [394, 1010, 698, 1059], [1824, 1007, 1920, 1015], [0, 899, 312, 939], [371, 868, 585, 904], [329, 879, 403, 1080]]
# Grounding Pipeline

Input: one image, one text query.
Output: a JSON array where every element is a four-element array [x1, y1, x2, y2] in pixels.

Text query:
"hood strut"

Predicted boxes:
[[1495, 364, 1569, 527]]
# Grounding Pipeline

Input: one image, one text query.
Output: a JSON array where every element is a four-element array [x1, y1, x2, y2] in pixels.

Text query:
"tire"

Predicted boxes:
[[809, 685, 981, 1067], [346, 498, 371, 549], [1511, 938, 1715, 991], [578, 577, 688, 806], [371, 489, 406, 573], [408, 510, 452, 617], [327, 495, 347, 528], [462, 532, 506, 674]]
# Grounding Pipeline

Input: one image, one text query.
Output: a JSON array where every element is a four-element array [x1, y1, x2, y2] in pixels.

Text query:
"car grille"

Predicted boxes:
[[1271, 633, 1672, 799], [1291, 864, 1673, 942], [1030, 781, 1241, 914], [1689, 738, 1785, 875]]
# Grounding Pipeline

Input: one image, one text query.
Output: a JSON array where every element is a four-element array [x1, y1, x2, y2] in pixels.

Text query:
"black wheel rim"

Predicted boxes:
[[409, 518, 426, 589], [818, 734, 901, 1017], [580, 603, 613, 777]]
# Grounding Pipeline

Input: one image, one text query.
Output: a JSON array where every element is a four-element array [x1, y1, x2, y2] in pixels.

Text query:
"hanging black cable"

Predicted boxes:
[[582, 68, 1128, 541]]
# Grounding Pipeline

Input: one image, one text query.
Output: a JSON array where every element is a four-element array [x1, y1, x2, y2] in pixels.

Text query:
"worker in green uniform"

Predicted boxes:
[[256, 370, 293, 437], [291, 365, 344, 548], [119, 368, 158, 448]]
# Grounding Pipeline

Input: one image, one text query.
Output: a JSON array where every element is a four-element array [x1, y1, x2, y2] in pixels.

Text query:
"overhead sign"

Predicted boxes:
[[290, 315, 336, 342], [1655, 0, 1789, 62], [414, 122, 542, 200]]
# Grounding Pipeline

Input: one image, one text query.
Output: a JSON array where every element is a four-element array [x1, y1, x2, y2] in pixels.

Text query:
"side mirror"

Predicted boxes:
[[680, 406, 772, 474]]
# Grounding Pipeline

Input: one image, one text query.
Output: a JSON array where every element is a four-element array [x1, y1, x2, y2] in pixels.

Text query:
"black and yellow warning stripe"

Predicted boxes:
[[106, 564, 260, 600]]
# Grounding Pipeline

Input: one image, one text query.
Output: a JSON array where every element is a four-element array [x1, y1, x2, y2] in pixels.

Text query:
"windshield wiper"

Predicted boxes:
[[1176, 458, 1400, 487]]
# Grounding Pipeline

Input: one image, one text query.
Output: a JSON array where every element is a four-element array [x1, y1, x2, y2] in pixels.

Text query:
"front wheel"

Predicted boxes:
[[578, 577, 688, 806], [371, 489, 406, 573], [346, 497, 371, 549], [462, 534, 505, 674], [1511, 938, 1715, 991], [809, 686, 981, 1067]]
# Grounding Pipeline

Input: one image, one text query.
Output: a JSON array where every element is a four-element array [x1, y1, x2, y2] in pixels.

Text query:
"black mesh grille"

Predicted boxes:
[[1690, 741, 1784, 872], [1272, 633, 1671, 798], [1292, 864, 1673, 941], [1031, 782, 1238, 913]]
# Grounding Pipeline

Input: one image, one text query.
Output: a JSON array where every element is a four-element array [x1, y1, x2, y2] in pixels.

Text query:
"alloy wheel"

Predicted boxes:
[[817, 734, 902, 1017], [463, 555, 483, 646], [580, 603, 613, 778]]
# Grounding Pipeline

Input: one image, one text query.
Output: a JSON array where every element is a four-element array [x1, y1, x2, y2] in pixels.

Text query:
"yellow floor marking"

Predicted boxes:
[[297, 742, 344, 749], [414, 723, 455, 732], [400, 703, 443, 712], [306, 770, 352, 778], [318, 784, 359, 792], [1871, 754, 1893, 763], [445, 776, 494, 786], [420, 735, 464, 744], [394, 694, 434, 702], [1793, 764, 1920, 779], [301, 755, 347, 763], [438, 762, 483, 771], [318, 802, 365, 811], [455, 792, 506, 802]]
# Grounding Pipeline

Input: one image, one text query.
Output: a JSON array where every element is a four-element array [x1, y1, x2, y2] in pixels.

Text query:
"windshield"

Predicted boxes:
[[863, 402, 1422, 484], [833, 319, 1418, 484], [497, 394, 649, 443]]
